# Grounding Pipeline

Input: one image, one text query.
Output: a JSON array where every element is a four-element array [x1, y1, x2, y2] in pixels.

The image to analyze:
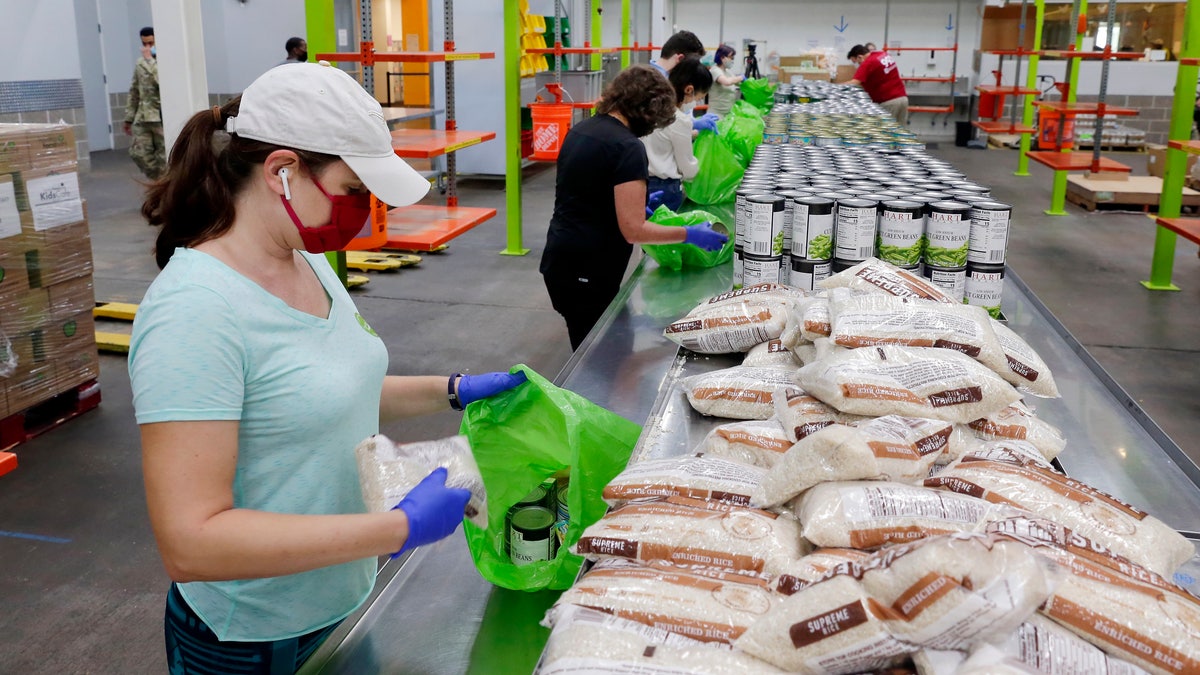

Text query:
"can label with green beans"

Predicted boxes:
[[745, 194, 787, 257], [923, 201, 972, 268], [733, 247, 745, 289], [921, 264, 967, 303], [965, 263, 1005, 319], [834, 198, 880, 262], [742, 253, 783, 287], [877, 200, 925, 267], [791, 196, 834, 260], [967, 202, 1012, 265], [789, 257, 832, 290]]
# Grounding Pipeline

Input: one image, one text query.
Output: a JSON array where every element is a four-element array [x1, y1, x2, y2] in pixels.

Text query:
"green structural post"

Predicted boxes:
[[502, 0, 528, 256], [591, 0, 603, 71], [1142, 0, 1200, 290], [621, 0, 631, 68], [1046, 0, 1086, 215], [306, 0, 349, 283], [1015, 0, 1044, 177]]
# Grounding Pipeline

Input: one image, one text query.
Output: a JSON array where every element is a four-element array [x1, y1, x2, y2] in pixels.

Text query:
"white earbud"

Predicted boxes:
[[280, 168, 292, 201]]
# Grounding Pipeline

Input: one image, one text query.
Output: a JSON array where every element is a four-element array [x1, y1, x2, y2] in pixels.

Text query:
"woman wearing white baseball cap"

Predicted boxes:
[[128, 63, 526, 673]]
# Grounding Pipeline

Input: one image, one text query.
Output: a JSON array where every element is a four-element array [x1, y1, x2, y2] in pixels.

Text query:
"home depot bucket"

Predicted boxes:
[[1037, 109, 1075, 150], [530, 103, 573, 161], [343, 194, 389, 251]]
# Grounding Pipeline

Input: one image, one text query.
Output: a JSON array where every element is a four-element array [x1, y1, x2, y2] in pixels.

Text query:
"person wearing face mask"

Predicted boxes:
[[540, 65, 728, 350], [643, 58, 713, 211], [707, 44, 745, 120], [124, 26, 165, 179], [650, 31, 720, 135], [280, 37, 308, 66], [128, 63, 526, 674]]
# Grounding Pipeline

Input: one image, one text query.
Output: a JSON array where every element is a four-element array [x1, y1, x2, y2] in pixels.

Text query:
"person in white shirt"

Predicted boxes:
[[707, 44, 744, 119], [642, 57, 713, 211]]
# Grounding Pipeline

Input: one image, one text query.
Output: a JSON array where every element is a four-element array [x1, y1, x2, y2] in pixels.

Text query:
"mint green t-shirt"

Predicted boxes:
[[129, 248, 388, 642]]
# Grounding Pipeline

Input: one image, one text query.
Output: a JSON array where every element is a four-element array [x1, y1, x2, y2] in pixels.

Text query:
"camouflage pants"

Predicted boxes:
[[130, 122, 166, 180]]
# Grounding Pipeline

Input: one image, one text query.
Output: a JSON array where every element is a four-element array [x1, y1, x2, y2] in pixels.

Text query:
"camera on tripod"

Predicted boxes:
[[743, 41, 760, 79]]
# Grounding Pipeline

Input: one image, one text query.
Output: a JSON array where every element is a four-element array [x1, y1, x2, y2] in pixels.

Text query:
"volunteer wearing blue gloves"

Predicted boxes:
[[128, 64, 525, 675], [541, 65, 729, 350]]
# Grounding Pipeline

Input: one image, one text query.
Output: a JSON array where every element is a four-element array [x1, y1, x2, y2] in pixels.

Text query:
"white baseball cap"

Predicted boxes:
[[224, 62, 430, 206]]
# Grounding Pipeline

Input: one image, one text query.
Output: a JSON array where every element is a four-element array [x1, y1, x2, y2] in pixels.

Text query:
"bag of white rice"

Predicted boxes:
[[798, 294, 833, 342], [757, 416, 957, 508], [772, 386, 860, 444], [699, 420, 793, 469], [355, 434, 487, 528], [664, 284, 803, 354], [792, 342, 819, 366], [912, 649, 967, 675], [797, 345, 1022, 424], [536, 604, 787, 674], [683, 366, 798, 420], [958, 614, 1152, 675], [946, 439, 1058, 474], [735, 573, 910, 674], [743, 338, 800, 368], [926, 459, 1193, 577], [573, 495, 808, 577], [990, 319, 1060, 399], [775, 548, 873, 596], [603, 453, 767, 508], [986, 517, 1200, 675], [854, 532, 1053, 651], [827, 291, 1009, 376], [965, 402, 1066, 462], [820, 257, 956, 304], [549, 558, 779, 644], [794, 481, 1027, 549]]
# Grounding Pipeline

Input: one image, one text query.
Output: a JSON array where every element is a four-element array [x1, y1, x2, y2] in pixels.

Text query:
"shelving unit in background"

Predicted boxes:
[[884, 0, 963, 118], [974, 1, 1041, 143], [317, 0, 498, 252]]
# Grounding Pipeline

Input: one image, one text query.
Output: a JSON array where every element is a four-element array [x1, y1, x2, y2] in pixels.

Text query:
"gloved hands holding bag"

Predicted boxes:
[[683, 221, 729, 251], [692, 113, 720, 134], [457, 371, 528, 408], [391, 467, 471, 558]]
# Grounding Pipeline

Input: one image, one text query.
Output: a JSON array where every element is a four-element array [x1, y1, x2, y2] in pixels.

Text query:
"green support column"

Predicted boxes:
[[306, 0, 348, 283], [502, 0, 529, 256], [591, 0, 603, 71], [1142, 0, 1200, 290], [621, 0, 631, 68], [1045, 0, 1086, 216], [1015, 0, 1044, 177]]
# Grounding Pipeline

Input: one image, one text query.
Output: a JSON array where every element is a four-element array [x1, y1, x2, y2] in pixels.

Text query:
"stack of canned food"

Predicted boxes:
[[507, 477, 570, 567], [732, 143, 1010, 317]]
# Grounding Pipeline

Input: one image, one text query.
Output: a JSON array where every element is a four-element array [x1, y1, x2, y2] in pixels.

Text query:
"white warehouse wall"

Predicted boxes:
[[0, 0, 83, 81], [202, 0, 307, 95]]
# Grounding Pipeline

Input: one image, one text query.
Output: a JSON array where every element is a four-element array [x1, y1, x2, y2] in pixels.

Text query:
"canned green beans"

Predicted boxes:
[[920, 264, 967, 303], [834, 197, 880, 262], [923, 201, 972, 268], [877, 200, 926, 267], [791, 196, 835, 260], [967, 201, 1012, 265], [510, 506, 556, 566], [965, 263, 1005, 319]]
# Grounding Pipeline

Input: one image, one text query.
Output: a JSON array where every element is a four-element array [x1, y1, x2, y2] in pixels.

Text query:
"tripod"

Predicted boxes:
[[744, 44, 760, 80]]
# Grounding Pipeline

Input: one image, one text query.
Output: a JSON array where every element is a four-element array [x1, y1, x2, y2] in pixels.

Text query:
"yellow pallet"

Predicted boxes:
[[345, 251, 423, 271], [95, 331, 131, 354], [346, 274, 370, 289], [93, 302, 139, 321]]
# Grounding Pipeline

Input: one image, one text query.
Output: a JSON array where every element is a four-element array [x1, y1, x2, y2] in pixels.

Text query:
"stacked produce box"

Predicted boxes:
[[0, 123, 99, 419]]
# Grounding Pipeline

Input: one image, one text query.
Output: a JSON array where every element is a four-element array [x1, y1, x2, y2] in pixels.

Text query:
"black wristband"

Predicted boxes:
[[448, 373, 464, 411]]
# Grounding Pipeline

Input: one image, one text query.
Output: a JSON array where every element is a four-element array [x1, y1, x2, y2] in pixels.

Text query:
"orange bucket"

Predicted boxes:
[[1037, 110, 1075, 150], [530, 102, 573, 161], [342, 194, 390, 251]]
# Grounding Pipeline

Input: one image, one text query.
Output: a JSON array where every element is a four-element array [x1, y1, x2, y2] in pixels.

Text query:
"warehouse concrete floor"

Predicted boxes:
[[2, 143, 1199, 674]]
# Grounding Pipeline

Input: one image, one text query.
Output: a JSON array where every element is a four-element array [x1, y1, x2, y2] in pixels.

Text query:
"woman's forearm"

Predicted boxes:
[[379, 375, 452, 422]]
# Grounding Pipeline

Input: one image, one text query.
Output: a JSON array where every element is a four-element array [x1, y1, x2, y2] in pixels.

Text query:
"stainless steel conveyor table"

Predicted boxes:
[[300, 258, 1200, 675]]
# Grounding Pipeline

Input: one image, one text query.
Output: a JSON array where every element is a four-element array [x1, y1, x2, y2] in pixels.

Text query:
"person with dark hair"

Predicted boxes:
[[643, 57, 713, 211], [129, 63, 525, 674], [540, 64, 727, 349], [842, 44, 909, 124], [281, 37, 308, 65], [865, 42, 878, 52], [651, 30, 719, 134], [124, 26, 165, 179], [708, 44, 744, 119]]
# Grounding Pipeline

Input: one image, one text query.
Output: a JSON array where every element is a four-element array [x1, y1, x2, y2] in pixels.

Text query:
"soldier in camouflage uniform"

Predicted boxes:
[[124, 26, 165, 180]]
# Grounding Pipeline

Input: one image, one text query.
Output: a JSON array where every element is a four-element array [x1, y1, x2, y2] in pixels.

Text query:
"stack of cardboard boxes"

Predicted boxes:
[[0, 123, 99, 419]]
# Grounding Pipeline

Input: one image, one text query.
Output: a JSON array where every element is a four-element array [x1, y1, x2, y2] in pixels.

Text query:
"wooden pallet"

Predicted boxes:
[[1065, 175, 1200, 212], [1, 380, 102, 452]]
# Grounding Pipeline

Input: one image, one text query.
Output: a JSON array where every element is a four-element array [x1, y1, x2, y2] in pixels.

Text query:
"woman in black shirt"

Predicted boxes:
[[540, 65, 727, 349]]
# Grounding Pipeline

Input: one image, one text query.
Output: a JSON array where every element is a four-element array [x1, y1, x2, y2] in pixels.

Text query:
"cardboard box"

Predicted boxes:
[[47, 276, 95, 320], [0, 126, 32, 174], [56, 346, 100, 390], [0, 174, 20, 242], [0, 287, 50, 335], [836, 65, 857, 82], [779, 55, 819, 69], [0, 330, 41, 373], [44, 310, 95, 360], [0, 379, 9, 418], [23, 234, 94, 288], [1145, 144, 1199, 179], [22, 124, 76, 169], [4, 361, 58, 414], [15, 166, 85, 230], [21, 217, 89, 250], [0, 251, 30, 298]]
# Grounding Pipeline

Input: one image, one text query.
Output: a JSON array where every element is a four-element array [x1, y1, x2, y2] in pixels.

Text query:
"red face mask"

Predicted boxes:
[[280, 171, 372, 254]]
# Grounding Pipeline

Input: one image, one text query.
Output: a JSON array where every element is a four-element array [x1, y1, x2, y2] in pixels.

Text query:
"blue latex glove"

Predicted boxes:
[[391, 467, 472, 558], [645, 190, 665, 217], [692, 113, 719, 134], [458, 371, 528, 407], [683, 221, 728, 251]]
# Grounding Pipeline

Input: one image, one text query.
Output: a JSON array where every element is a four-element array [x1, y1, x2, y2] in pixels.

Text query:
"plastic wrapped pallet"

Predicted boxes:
[[574, 495, 808, 577], [549, 559, 779, 644], [989, 319, 1060, 398], [356, 434, 487, 528], [772, 385, 864, 444], [742, 338, 799, 368], [926, 456, 1193, 577], [756, 416, 960, 508], [820, 257, 957, 303], [774, 548, 872, 595], [794, 481, 1028, 549], [663, 283, 804, 354], [536, 604, 787, 674], [964, 402, 1066, 463], [682, 365, 797, 420], [698, 419, 793, 469], [796, 345, 1022, 424], [986, 517, 1200, 675], [602, 453, 767, 508]]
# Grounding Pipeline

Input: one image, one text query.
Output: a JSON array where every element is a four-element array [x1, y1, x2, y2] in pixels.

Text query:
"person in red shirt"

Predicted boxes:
[[842, 44, 908, 124]]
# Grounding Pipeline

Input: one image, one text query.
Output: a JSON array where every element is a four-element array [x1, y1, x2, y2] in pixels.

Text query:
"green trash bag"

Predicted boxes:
[[683, 132, 745, 205], [460, 365, 641, 591], [717, 101, 765, 166], [642, 205, 734, 271], [739, 78, 777, 114]]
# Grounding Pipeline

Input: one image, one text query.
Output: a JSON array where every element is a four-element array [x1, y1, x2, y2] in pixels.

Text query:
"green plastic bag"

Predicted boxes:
[[684, 132, 745, 205], [641, 205, 734, 271], [739, 78, 777, 114], [716, 101, 765, 166], [460, 365, 641, 591]]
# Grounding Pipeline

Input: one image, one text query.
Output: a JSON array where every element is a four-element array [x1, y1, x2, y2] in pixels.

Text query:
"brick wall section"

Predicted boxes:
[[994, 94, 1179, 146]]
